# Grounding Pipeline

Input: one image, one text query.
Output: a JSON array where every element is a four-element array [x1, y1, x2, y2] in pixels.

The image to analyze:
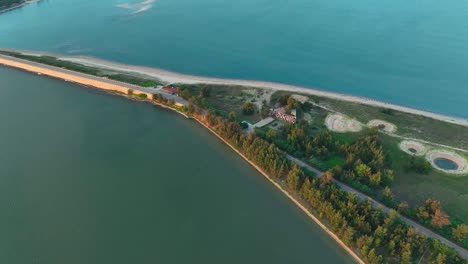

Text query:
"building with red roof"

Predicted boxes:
[[161, 86, 180, 95]]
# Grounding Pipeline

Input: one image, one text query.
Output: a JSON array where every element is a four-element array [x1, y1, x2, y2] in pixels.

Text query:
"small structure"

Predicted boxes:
[[368, 120, 397, 133], [161, 85, 180, 95], [253, 117, 275, 128], [272, 107, 296, 124], [399, 140, 427, 156], [325, 114, 362, 133], [425, 150, 468, 175]]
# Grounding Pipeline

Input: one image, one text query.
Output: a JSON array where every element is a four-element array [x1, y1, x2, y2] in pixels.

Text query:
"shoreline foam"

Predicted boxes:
[[3, 48, 468, 127]]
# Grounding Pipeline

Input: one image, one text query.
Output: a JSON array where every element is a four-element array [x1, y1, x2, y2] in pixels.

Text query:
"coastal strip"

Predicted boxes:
[[0, 55, 190, 118], [55, 55, 468, 127], [0, 54, 364, 263], [4, 48, 468, 127], [0, 55, 160, 101]]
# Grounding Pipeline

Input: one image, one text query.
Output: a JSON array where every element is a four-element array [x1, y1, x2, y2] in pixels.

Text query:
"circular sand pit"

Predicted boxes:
[[425, 150, 468, 174], [325, 114, 362, 133], [399, 140, 427, 156], [368, 120, 397, 133]]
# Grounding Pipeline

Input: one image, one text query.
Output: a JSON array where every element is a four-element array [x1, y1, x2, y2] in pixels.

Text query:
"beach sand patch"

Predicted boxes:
[[426, 150, 468, 175], [368, 120, 397, 133], [325, 114, 362, 133], [399, 140, 427, 156]]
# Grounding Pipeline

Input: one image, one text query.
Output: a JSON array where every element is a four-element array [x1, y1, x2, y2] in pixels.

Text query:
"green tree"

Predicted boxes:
[[266, 129, 277, 139], [406, 156, 432, 173], [201, 86, 211, 98], [242, 102, 256, 115], [433, 253, 446, 264], [228, 111, 237, 121], [320, 171, 333, 188], [431, 209, 450, 228], [356, 163, 371, 179], [369, 171, 381, 186], [366, 248, 383, 264], [261, 104, 271, 118], [188, 97, 196, 113], [287, 164, 303, 191], [278, 95, 290, 106], [382, 186, 393, 199], [452, 224, 468, 242]]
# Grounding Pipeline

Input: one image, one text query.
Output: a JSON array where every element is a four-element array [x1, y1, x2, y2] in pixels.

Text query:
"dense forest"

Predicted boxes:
[[149, 87, 466, 263]]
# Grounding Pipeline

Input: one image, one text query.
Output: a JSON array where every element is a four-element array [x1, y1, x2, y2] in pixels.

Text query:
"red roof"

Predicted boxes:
[[162, 86, 180, 94]]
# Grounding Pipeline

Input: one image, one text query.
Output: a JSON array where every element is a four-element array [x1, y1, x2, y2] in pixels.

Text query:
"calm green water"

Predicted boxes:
[[0, 0, 468, 118], [0, 66, 353, 263]]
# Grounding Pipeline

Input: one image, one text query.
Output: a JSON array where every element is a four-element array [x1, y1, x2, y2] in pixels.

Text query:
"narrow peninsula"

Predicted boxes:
[[1, 50, 467, 264]]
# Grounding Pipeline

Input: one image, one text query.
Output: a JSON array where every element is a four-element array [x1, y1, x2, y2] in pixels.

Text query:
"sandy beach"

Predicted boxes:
[[62, 57, 468, 127], [3, 48, 468, 127]]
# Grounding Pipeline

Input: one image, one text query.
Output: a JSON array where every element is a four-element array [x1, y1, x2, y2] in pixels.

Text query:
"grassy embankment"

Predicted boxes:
[[0, 50, 162, 87]]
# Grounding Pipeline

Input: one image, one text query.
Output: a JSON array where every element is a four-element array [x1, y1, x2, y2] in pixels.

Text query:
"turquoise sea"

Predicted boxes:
[[1, 0, 467, 119]]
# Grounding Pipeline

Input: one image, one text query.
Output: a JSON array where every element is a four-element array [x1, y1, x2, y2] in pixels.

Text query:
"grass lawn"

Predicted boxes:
[[379, 134, 468, 223], [308, 94, 468, 150], [233, 89, 468, 224], [272, 90, 468, 150], [199, 85, 263, 123]]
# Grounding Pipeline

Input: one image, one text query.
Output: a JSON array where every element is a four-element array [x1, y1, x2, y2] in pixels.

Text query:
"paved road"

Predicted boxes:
[[287, 155, 468, 260], [0, 54, 187, 107]]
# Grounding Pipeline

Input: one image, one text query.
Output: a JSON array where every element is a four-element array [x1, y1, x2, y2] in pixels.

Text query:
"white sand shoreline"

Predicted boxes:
[[4, 48, 468, 127]]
